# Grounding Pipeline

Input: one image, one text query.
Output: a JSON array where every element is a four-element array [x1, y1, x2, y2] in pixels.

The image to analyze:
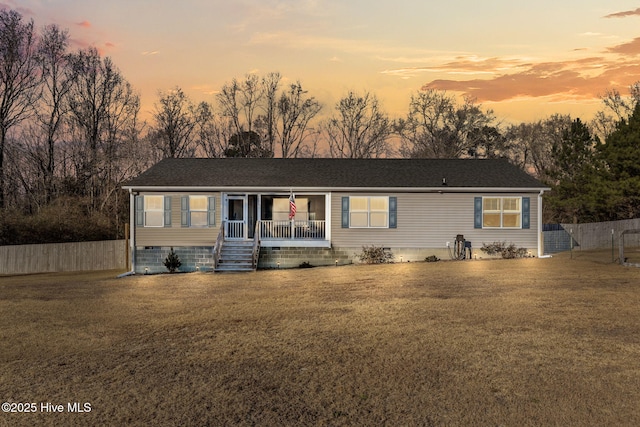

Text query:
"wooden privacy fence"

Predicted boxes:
[[0, 240, 128, 275], [543, 219, 640, 254]]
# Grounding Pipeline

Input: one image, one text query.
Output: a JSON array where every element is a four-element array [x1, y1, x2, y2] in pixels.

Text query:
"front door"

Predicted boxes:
[[226, 195, 247, 239]]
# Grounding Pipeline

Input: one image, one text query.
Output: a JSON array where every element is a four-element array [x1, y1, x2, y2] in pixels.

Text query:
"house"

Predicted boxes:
[[122, 158, 549, 273]]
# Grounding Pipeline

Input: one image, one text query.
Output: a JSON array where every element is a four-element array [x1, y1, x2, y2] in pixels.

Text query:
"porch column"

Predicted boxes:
[[537, 190, 543, 257], [129, 189, 136, 272], [325, 193, 332, 242], [257, 194, 262, 238]]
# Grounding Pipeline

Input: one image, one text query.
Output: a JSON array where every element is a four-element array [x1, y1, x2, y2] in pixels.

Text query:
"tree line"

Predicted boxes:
[[0, 8, 638, 244]]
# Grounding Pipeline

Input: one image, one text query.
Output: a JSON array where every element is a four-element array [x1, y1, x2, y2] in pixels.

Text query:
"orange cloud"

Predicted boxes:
[[77, 20, 91, 28], [423, 58, 640, 102], [608, 37, 640, 55], [381, 56, 530, 80], [440, 56, 527, 72], [604, 8, 640, 18]]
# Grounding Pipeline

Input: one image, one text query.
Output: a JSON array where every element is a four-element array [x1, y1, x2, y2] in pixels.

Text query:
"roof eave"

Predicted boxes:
[[122, 185, 551, 193]]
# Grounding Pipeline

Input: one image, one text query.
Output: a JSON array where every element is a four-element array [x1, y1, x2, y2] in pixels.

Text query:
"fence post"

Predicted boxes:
[[611, 228, 614, 263], [570, 228, 573, 259]]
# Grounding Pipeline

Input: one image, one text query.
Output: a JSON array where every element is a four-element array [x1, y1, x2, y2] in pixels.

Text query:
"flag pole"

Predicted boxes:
[[289, 188, 296, 238]]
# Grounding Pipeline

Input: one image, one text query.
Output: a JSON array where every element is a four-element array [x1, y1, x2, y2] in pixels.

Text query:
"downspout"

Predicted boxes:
[[117, 189, 137, 277], [538, 189, 552, 258]]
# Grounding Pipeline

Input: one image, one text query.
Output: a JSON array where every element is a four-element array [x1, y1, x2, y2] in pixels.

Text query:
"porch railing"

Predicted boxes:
[[226, 220, 245, 239], [258, 220, 326, 240]]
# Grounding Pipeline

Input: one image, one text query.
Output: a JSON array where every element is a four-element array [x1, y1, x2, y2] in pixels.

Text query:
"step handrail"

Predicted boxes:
[[213, 221, 225, 269], [252, 220, 261, 270]]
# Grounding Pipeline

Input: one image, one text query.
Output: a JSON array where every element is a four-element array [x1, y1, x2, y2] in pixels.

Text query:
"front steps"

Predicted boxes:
[[215, 240, 256, 272]]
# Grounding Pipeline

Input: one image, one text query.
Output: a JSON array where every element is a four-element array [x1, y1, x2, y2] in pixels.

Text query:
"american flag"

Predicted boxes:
[[289, 192, 297, 219]]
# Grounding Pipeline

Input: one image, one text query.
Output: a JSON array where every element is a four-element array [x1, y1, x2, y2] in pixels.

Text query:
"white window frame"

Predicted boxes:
[[189, 195, 209, 227], [482, 197, 522, 229], [144, 195, 164, 227], [349, 196, 389, 228]]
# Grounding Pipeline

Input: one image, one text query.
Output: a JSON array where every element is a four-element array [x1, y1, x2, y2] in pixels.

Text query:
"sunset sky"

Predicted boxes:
[[9, 0, 640, 124]]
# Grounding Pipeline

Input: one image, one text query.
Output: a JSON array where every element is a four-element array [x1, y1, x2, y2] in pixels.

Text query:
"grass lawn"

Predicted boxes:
[[1, 251, 640, 426]]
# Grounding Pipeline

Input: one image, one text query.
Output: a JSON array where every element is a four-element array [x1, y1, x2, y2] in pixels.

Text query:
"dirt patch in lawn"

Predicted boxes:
[[1, 251, 640, 426]]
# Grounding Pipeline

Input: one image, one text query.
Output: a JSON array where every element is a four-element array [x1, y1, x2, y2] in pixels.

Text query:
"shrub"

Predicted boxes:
[[299, 261, 313, 268], [356, 245, 394, 264], [163, 247, 182, 273], [480, 241, 529, 259], [425, 255, 440, 262], [0, 198, 121, 245]]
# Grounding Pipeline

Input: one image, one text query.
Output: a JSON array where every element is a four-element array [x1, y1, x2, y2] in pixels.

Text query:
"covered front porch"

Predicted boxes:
[[222, 192, 331, 247]]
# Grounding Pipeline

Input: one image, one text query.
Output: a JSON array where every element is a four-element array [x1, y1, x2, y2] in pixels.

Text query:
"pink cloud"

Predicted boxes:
[[77, 20, 91, 28], [0, 1, 33, 16], [604, 8, 640, 18], [69, 37, 91, 50]]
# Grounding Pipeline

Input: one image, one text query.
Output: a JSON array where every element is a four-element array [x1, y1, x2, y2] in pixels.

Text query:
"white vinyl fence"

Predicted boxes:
[[0, 240, 128, 275]]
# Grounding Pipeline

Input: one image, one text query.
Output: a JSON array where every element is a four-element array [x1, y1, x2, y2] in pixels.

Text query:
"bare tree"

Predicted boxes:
[[194, 101, 231, 158], [325, 91, 392, 158], [33, 24, 74, 203], [592, 82, 640, 141], [67, 47, 140, 211], [398, 89, 496, 158], [217, 75, 260, 144], [260, 72, 280, 154], [217, 73, 272, 157], [150, 87, 204, 158], [0, 9, 39, 208], [101, 76, 141, 219], [215, 72, 321, 158], [504, 114, 572, 181], [276, 81, 322, 158]]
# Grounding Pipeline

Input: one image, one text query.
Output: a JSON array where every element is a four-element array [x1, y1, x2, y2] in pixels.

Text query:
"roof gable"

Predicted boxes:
[[123, 158, 547, 190]]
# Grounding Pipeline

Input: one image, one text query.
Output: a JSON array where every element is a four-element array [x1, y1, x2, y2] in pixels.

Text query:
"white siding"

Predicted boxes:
[[331, 192, 539, 251]]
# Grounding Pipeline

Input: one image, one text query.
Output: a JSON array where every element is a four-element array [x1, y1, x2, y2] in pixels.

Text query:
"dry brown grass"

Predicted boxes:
[[1, 251, 640, 426]]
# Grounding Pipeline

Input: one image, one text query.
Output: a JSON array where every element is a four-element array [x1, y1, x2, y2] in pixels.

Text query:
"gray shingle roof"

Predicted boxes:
[[123, 158, 547, 190]]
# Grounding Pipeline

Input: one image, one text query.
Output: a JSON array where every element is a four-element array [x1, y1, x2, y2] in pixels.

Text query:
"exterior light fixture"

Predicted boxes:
[[277, 261, 280, 269], [335, 259, 338, 266], [144, 267, 149, 274]]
